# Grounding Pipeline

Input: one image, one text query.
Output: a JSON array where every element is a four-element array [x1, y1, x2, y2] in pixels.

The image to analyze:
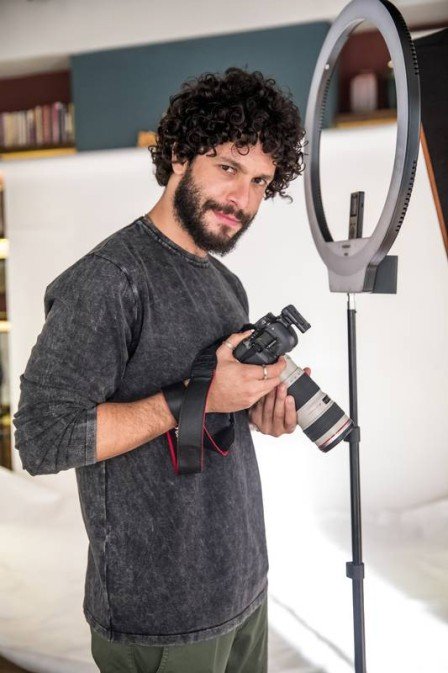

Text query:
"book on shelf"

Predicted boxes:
[[0, 184, 4, 238], [0, 101, 75, 151]]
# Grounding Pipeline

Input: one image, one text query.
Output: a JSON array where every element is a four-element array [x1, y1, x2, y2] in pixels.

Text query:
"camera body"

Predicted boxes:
[[234, 305, 307, 364], [234, 305, 353, 452]]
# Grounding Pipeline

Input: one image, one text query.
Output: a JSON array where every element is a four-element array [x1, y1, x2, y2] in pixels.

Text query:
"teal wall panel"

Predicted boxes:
[[71, 22, 336, 152]]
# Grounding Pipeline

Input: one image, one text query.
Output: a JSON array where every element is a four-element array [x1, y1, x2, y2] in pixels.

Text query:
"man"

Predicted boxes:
[[13, 67, 307, 672]]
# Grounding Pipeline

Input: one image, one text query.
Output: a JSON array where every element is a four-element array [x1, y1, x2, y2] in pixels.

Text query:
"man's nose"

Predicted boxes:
[[225, 178, 251, 213]]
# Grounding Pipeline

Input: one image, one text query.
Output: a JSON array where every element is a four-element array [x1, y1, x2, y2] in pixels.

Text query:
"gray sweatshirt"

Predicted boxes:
[[13, 215, 268, 646]]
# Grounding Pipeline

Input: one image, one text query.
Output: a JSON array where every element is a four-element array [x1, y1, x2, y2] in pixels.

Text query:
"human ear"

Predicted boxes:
[[171, 145, 189, 176]]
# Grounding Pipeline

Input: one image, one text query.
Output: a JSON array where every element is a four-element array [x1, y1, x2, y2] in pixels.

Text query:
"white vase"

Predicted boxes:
[[349, 71, 378, 113]]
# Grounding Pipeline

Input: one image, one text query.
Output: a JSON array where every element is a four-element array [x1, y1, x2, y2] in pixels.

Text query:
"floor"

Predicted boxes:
[[269, 628, 326, 673]]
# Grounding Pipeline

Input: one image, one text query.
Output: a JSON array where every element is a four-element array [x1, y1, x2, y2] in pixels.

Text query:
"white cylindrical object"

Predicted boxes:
[[350, 70, 378, 113]]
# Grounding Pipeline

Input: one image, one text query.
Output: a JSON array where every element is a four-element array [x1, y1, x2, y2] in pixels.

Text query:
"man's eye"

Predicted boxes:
[[253, 177, 267, 187], [220, 164, 235, 174]]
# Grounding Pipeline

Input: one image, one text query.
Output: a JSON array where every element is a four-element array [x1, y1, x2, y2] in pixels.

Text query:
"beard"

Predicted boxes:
[[173, 163, 256, 256]]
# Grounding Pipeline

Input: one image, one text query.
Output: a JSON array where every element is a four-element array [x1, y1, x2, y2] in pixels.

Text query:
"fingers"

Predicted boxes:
[[251, 383, 298, 437], [244, 357, 287, 380], [275, 385, 297, 434], [262, 387, 276, 425], [248, 375, 282, 408], [248, 398, 263, 428], [257, 375, 283, 398], [219, 329, 254, 358], [270, 385, 291, 436], [273, 385, 286, 430]]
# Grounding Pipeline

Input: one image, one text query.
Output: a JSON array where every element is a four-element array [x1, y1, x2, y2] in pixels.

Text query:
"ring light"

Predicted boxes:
[[304, 0, 421, 292]]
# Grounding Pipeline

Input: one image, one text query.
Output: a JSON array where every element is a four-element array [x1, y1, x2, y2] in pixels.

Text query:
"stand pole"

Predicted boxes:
[[345, 293, 367, 672]]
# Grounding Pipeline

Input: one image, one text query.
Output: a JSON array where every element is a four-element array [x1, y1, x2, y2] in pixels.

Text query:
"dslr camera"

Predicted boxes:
[[233, 305, 353, 451]]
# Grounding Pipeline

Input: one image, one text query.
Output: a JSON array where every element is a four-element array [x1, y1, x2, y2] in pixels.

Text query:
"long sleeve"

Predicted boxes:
[[13, 252, 139, 476], [232, 274, 250, 317]]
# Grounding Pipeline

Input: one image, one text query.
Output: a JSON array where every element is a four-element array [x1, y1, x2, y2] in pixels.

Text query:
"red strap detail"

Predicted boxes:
[[202, 369, 230, 455], [166, 420, 230, 474], [199, 370, 217, 470], [203, 425, 230, 456], [166, 369, 229, 473], [165, 430, 179, 474]]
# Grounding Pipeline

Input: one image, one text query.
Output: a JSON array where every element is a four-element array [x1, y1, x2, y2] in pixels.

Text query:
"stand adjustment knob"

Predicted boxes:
[[346, 562, 365, 580], [345, 425, 361, 442]]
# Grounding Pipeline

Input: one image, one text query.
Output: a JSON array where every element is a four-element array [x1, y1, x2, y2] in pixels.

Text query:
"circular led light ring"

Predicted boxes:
[[304, 0, 420, 291]]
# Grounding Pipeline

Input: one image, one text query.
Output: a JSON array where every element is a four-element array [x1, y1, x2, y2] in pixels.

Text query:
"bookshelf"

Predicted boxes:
[[0, 173, 11, 469], [332, 27, 397, 129], [0, 70, 75, 157], [334, 108, 397, 128], [0, 146, 76, 161], [332, 23, 446, 129]]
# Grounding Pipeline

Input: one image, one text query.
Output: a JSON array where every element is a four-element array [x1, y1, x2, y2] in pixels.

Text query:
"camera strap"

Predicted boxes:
[[162, 337, 235, 475]]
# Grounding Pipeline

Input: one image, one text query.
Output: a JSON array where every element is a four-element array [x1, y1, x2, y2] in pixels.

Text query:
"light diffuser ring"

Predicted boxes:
[[304, 0, 420, 292]]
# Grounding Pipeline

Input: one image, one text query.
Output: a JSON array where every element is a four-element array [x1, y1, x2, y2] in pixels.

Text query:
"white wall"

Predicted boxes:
[[2, 123, 447, 514]]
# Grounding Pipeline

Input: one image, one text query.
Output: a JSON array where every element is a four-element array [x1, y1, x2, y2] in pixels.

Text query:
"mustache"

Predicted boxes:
[[203, 200, 251, 226]]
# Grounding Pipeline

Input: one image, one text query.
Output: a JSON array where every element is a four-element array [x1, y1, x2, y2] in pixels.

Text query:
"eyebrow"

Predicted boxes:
[[216, 155, 275, 182]]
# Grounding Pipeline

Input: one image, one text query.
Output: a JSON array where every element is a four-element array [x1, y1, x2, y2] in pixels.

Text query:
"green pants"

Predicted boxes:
[[90, 598, 268, 673]]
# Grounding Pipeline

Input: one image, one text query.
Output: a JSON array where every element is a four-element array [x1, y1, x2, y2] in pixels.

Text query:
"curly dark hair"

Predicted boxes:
[[149, 67, 306, 200]]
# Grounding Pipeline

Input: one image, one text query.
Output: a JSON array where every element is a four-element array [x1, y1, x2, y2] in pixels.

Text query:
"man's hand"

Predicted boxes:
[[205, 330, 287, 413], [248, 367, 311, 437]]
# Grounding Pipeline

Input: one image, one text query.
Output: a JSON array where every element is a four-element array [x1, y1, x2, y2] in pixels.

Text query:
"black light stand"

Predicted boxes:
[[345, 293, 366, 673], [303, 1, 420, 668], [344, 259, 398, 673]]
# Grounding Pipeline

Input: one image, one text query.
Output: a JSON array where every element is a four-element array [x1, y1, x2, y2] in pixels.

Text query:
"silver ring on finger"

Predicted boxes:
[[262, 365, 268, 380], [224, 340, 234, 351]]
